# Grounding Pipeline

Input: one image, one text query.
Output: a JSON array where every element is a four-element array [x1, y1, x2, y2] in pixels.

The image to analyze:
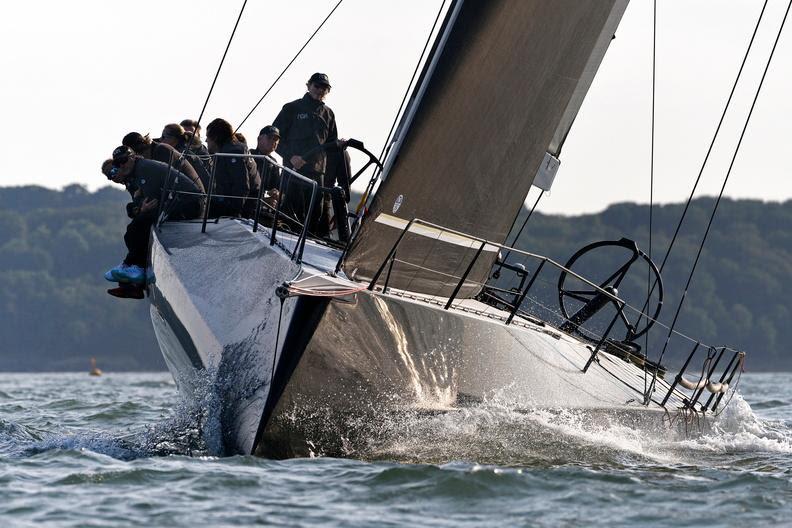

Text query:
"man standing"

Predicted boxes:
[[273, 73, 341, 232]]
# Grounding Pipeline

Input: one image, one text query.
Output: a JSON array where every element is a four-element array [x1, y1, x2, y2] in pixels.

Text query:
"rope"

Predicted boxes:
[[504, 191, 544, 258], [644, 0, 658, 401], [287, 284, 368, 297], [376, 0, 448, 162], [651, 0, 790, 381], [235, 0, 344, 132], [270, 297, 285, 388], [196, 0, 248, 128]]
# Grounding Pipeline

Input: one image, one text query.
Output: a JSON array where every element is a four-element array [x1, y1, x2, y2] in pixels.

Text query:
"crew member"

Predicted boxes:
[[273, 73, 342, 232], [205, 118, 249, 217], [250, 125, 282, 216], [121, 131, 206, 196], [104, 146, 203, 285], [233, 132, 262, 219], [159, 123, 212, 190]]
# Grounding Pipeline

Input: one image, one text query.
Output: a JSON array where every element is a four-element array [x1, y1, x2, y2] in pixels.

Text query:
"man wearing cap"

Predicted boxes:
[[272, 73, 342, 231], [104, 146, 204, 286], [247, 125, 282, 218], [251, 126, 282, 191]]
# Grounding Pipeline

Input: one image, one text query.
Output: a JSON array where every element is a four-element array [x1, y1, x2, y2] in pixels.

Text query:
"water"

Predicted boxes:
[[1, 372, 790, 527]]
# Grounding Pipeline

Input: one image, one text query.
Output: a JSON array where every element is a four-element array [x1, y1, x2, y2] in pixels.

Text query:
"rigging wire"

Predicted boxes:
[[492, 189, 544, 278], [376, 0, 448, 163], [235, 0, 344, 132], [157, 0, 247, 225], [635, 0, 769, 331], [196, 0, 249, 128], [644, 0, 658, 398], [647, 0, 790, 397]]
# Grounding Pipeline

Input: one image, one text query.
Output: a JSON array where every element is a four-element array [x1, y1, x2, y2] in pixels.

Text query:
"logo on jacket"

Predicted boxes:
[[297, 113, 309, 119]]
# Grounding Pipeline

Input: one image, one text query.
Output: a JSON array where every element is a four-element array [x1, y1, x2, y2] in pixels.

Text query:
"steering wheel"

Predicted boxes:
[[557, 238, 663, 343]]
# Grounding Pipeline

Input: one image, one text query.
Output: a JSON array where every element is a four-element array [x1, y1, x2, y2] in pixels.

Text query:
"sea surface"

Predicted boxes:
[[0, 371, 790, 527]]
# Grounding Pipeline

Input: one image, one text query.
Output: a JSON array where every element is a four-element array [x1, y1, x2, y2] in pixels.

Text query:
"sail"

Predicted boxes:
[[344, 0, 629, 297]]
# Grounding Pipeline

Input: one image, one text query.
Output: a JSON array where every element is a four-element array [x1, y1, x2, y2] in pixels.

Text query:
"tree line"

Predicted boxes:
[[0, 185, 788, 371]]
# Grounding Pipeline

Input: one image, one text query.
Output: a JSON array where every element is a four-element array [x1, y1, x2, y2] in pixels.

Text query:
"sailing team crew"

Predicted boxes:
[[102, 73, 343, 299]]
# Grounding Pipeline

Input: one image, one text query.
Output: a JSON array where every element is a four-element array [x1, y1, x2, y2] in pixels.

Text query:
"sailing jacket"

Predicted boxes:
[[250, 149, 281, 191], [213, 139, 250, 217], [273, 93, 339, 176], [145, 142, 205, 195], [176, 138, 213, 191], [128, 158, 203, 218]]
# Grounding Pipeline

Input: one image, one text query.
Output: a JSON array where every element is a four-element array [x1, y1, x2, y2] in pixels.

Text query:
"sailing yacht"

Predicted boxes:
[[147, 0, 744, 457]]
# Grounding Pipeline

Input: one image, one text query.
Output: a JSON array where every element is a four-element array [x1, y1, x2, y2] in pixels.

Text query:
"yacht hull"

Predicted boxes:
[[149, 220, 687, 458]]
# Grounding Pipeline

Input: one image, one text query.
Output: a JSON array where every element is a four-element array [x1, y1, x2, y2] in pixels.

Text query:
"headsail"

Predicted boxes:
[[345, 0, 630, 297]]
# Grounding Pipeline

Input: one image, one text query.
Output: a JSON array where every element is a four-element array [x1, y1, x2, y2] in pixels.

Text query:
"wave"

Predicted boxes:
[[2, 369, 223, 461], [3, 370, 790, 468], [354, 392, 792, 467]]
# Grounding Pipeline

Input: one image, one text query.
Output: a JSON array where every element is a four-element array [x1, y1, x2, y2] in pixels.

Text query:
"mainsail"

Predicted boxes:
[[344, 0, 630, 297]]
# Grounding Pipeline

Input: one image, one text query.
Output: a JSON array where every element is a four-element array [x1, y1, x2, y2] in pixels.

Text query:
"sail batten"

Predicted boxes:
[[345, 0, 630, 297]]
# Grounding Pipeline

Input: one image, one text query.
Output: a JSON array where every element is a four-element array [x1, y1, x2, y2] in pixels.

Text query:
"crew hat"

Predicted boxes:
[[111, 145, 134, 167], [308, 72, 331, 87], [259, 125, 280, 138]]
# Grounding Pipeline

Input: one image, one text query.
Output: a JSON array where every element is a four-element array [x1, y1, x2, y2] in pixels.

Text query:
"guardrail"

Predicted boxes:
[[366, 217, 746, 411], [199, 152, 318, 263]]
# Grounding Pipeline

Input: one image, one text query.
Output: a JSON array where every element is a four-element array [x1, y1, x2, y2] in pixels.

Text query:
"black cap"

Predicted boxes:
[[308, 72, 331, 87], [259, 125, 280, 138], [111, 146, 134, 167]]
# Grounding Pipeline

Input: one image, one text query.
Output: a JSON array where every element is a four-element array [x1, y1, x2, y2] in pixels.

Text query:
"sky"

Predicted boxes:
[[0, 0, 789, 215]]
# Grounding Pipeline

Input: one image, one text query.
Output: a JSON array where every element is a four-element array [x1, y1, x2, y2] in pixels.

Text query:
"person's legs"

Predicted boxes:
[[123, 210, 157, 267]]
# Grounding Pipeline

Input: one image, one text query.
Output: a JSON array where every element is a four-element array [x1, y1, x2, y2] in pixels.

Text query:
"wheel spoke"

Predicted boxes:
[[561, 290, 595, 303]]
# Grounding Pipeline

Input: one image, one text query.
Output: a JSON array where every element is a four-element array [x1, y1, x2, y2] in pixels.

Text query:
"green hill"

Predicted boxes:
[[0, 185, 788, 371], [0, 185, 161, 371]]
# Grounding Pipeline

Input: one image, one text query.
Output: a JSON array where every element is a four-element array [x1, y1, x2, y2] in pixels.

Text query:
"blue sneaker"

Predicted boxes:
[[105, 263, 126, 282], [111, 264, 145, 284]]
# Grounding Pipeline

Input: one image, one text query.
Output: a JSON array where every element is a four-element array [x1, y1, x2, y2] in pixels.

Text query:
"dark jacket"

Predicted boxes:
[[273, 93, 338, 175], [213, 139, 250, 216], [128, 158, 203, 219], [250, 149, 282, 191], [146, 142, 206, 194], [176, 138, 213, 191], [241, 145, 261, 219]]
